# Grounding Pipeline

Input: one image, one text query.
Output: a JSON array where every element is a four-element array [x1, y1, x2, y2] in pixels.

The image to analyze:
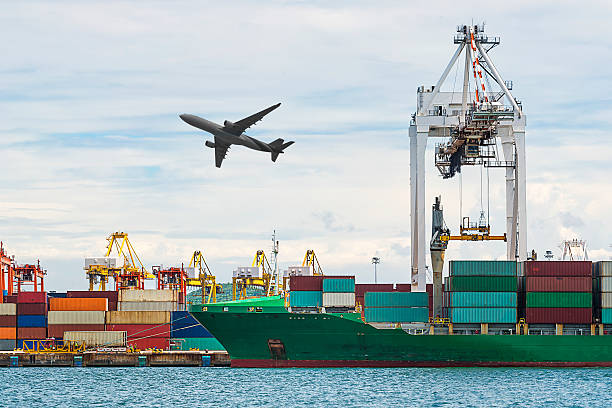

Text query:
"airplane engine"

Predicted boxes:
[[205, 141, 215, 148], [223, 120, 234, 127]]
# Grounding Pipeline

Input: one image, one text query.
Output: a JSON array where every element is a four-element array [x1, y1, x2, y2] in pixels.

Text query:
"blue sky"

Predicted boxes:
[[1, 1, 611, 290]]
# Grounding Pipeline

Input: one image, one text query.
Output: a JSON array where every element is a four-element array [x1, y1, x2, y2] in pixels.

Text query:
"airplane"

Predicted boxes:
[[179, 103, 294, 168]]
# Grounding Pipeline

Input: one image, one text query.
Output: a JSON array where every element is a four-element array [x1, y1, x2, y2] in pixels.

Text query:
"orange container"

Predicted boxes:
[[49, 297, 108, 311], [0, 327, 17, 339]]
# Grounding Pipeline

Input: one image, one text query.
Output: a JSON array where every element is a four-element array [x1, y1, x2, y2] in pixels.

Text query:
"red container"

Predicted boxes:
[[17, 327, 47, 339], [0, 315, 17, 327], [17, 292, 47, 304], [526, 276, 591, 292], [47, 324, 105, 338], [355, 284, 394, 298], [524, 261, 592, 277], [105, 324, 171, 338], [4, 295, 17, 304], [127, 337, 169, 350], [67, 291, 119, 302], [395, 284, 412, 292], [525, 307, 592, 324], [17, 303, 47, 315], [289, 276, 324, 291]]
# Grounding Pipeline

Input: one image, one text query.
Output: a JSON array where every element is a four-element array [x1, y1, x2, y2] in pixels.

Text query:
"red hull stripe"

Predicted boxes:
[[231, 359, 612, 368]]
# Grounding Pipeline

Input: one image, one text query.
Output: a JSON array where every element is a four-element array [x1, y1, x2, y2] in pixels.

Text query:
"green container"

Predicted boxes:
[[526, 292, 592, 308], [602, 309, 612, 324], [450, 292, 517, 308], [450, 261, 517, 276], [450, 307, 517, 323], [364, 307, 429, 323], [448, 276, 517, 292], [322, 278, 355, 293], [289, 291, 323, 308], [173, 337, 226, 351], [365, 292, 428, 308]]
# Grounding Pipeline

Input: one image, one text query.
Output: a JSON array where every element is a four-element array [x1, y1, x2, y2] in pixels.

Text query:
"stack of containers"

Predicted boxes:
[[47, 298, 107, 338], [524, 261, 592, 324], [67, 291, 119, 311], [595, 261, 612, 324], [446, 261, 518, 324], [355, 284, 394, 309], [170, 311, 225, 351], [289, 276, 324, 309], [106, 311, 171, 350], [322, 276, 356, 309], [16, 292, 47, 348], [118, 289, 180, 311], [364, 292, 429, 323], [0, 302, 17, 350]]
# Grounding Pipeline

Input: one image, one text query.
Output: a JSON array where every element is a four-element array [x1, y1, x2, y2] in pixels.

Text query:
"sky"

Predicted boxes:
[[1, 1, 611, 291]]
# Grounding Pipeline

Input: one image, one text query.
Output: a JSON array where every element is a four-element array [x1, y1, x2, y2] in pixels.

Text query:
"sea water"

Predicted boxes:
[[0, 367, 610, 407]]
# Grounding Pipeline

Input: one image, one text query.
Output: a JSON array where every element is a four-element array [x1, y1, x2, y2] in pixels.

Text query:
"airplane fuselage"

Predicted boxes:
[[180, 114, 272, 152]]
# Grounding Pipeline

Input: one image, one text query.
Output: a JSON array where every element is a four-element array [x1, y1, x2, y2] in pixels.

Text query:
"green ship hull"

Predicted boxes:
[[190, 297, 612, 368]]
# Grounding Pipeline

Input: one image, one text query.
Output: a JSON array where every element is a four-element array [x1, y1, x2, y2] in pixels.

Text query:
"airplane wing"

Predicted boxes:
[[223, 103, 281, 135], [214, 137, 230, 168]]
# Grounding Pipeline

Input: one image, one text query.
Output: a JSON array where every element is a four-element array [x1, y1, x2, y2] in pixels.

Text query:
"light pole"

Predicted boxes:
[[371, 257, 380, 283]]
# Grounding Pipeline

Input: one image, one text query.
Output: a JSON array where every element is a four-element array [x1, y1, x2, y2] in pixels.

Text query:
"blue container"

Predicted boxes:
[[322, 278, 355, 293], [602, 309, 612, 324], [450, 292, 517, 308], [171, 311, 213, 338], [364, 307, 429, 323], [289, 291, 323, 307], [17, 314, 47, 327], [365, 292, 428, 308], [449, 307, 517, 324], [450, 260, 517, 276]]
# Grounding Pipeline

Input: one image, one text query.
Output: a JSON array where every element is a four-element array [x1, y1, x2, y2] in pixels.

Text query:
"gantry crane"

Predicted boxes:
[[12, 261, 46, 293], [0, 242, 14, 302], [232, 250, 279, 300], [187, 250, 220, 304], [282, 249, 325, 292]]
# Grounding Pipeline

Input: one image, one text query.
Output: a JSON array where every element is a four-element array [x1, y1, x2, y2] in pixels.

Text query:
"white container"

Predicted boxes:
[[601, 292, 612, 308], [118, 301, 177, 311], [105, 311, 171, 325], [0, 303, 16, 315], [184, 267, 196, 279], [84, 257, 116, 268], [284, 266, 311, 277], [602, 277, 612, 292], [48, 311, 105, 325], [233, 266, 261, 278], [323, 292, 355, 308], [119, 289, 178, 303], [64, 331, 127, 347]]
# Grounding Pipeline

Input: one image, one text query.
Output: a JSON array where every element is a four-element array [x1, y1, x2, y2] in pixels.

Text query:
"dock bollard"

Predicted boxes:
[[73, 356, 83, 367], [9, 356, 18, 367], [202, 355, 211, 367], [138, 356, 147, 367]]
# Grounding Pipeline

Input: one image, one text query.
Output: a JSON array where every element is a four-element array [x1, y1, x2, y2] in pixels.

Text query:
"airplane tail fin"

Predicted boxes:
[[269, 139, 295, 162]]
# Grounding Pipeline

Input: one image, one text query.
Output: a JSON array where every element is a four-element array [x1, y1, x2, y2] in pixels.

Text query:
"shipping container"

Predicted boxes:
[[448, 276, 517, 292], [602, 308, 612, 324], [526, 292, 591, 308], [289, 276, 324, 291], [17, 315, 46, 327], [105, 311, 171, 325], [355, 284, 395, 298], [394, 284, 412, 292], [364, 307, 429, 323], [67, 290, 119, 302], [594, 261, 612, 277], [47, 324, 105, 338], [0, 315, 17, 327], [322, 292, 355, 307], [171, 337, 225, 351], [524, 261, 592, 277], [0, 327, 16, 339], [119, 289, 178, 303], [106, 324, 171, 338], [17, 303, 47, 315], [365, 292, 429, 308], [47, 292, 67, 298], [48, 311, 105, 325], [4, 295, 17, 304], [601, 293, 612, 308], [289, 291, 323, 308], [171, 311, 213, 338], [322, 277, 356, 293], [526, 276, 592, 292], [64, 331, 127, 347], [17, 292, 47, 304], [118, 301, 178, 312], [525, 307, 592, 324], [449, 307, 517, 324], [600, 277, 612, 292], [0, 304, 16, 315], [17, 327, 47, 339], [449, 292, 517, 308], [127, 337, 169, 350], [450, 260, 517, 276], [0, 339, 15, 351], [49, 297, 108, 311]]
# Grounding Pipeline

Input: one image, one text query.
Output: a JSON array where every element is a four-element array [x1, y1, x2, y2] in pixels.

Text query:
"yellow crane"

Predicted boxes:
[[282, 249, 325, 292], [232, 250, 279, 300], [187, 250, 220, 304]]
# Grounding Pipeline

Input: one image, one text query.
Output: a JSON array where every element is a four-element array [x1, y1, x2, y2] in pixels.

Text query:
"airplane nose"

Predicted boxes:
[[179, 114, 187, 120]]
